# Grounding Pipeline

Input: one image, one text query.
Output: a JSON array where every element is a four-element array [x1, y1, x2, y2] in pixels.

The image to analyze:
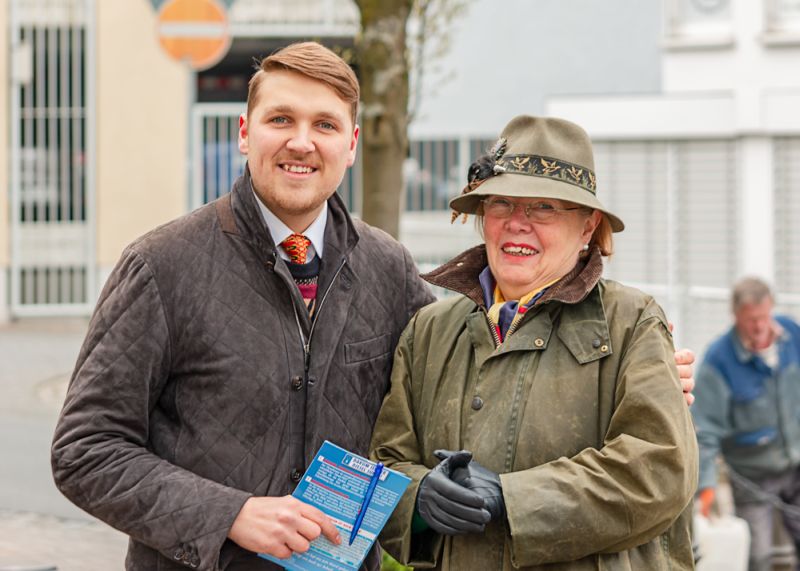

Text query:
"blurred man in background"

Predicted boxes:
[[694, 276, 800, 571]]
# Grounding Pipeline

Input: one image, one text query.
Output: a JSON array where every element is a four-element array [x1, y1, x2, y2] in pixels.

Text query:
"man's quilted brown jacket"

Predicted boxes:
[[51, 170, 435, 570]]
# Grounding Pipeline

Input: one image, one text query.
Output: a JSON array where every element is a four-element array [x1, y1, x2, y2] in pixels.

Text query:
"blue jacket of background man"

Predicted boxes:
[[693, 315, 800, 490]]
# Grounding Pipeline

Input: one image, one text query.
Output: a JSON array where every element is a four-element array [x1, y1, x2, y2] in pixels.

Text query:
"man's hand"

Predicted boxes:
[[228, 496, 341, 559], [698, 487, 716, 518]]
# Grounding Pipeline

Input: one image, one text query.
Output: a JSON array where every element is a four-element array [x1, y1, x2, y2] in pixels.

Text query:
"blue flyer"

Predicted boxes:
[[259, 440, 411, 571]]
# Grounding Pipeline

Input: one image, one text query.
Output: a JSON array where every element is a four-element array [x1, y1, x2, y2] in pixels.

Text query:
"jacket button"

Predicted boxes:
[[592, 339, 601, 348], [534, 338, 544, 347], [600, 344, 609, 353], [471, 396, 484, 410], [290, 469, 302, 483], [291, 376, 303, 390]]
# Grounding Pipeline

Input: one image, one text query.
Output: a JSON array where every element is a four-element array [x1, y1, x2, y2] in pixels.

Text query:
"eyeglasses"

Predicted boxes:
[[481, 197, 583, 222]]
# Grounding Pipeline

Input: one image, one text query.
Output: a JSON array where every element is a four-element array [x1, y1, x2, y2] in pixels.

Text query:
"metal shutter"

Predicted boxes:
[[593, 139, 737, 353], [775, 137, 800, 313]]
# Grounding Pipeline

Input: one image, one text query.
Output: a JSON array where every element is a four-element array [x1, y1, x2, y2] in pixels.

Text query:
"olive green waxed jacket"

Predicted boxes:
[[370, 246, 698, 571]]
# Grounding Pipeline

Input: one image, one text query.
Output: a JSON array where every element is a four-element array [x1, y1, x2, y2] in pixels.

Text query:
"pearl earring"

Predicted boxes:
[[581, 244, 589, 251]]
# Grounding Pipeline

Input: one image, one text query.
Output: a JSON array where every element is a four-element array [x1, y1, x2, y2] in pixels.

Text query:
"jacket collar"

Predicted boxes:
[[255, 193, 328, 259], [439, 246, 611, 364], [422, 245, 605, 309], [729, 319, 788, 364], [228, 165, 360, 261]]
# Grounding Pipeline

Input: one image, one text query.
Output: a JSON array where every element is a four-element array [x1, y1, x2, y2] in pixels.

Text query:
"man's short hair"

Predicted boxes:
[[732, 276, 774, 312], [246, 42, 359, 126]]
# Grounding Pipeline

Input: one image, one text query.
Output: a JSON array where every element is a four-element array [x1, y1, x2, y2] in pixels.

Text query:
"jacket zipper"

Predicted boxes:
[[484, 307, 502, 348], [484, 306, 530, 349], [289, 257, 348, 382]]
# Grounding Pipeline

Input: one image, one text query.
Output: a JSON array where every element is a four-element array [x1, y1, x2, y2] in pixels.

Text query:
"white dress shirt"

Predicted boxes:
[[252, 190, 327, 262]]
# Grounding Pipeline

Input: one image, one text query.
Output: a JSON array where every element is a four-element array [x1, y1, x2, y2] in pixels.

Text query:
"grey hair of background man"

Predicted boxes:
[[732, 276, 774, 313]]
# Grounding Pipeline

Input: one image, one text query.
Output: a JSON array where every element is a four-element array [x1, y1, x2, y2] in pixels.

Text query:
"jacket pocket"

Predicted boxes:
[[345, 333, 392, 364], [733, 427, 778, 447]]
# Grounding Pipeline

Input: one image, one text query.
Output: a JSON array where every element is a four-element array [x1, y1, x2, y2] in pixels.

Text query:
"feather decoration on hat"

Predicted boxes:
[[451, 137, 507, 223]]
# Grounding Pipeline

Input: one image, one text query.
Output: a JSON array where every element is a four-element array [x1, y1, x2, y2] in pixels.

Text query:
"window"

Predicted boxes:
[[10, 0, 96, 312], [664, 0, 734, 49], [774, 138, 800, 298], [596, 138, 738, 354], [764, 0, 800, 44]]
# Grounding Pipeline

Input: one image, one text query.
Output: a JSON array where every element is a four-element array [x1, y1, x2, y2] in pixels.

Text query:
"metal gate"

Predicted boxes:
[[9, 0, 96, 316]]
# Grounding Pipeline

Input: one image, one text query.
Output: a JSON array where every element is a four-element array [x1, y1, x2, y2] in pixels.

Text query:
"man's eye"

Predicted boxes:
[[492, 199, 513, 208], [270, 116, 289, 124], [533, 202, 556, 211], [318, 121, 336, 130]]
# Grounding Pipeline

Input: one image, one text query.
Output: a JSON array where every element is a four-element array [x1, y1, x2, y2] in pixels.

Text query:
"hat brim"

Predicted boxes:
[[449, 174, 624, 232]]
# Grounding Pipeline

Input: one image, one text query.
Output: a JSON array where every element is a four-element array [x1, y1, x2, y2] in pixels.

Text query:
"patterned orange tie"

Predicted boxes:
[[280, 234, 311, 265]]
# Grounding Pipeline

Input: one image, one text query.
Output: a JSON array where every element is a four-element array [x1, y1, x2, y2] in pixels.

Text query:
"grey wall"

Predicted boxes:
[[410, 0, 663, 138]]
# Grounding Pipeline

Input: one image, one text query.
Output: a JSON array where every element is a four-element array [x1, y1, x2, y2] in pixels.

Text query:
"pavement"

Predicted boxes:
[[0, 317, 782, 571], [0, 318, 128, 570]]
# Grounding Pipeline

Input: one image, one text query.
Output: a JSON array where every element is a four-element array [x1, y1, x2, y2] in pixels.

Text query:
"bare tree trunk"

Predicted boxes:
[[354, 0, 413, 238]]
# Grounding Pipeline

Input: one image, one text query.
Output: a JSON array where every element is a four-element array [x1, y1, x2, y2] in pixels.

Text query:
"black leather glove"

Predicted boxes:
[[416, 450, 490, 535], [434, 449, 505, 521]]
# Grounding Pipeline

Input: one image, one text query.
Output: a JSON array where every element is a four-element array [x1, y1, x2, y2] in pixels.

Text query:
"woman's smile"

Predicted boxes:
[[501, 242, 539, 257]]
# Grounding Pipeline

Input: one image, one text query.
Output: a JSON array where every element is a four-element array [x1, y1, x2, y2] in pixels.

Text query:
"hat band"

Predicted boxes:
[[495, 154, 597, 195]]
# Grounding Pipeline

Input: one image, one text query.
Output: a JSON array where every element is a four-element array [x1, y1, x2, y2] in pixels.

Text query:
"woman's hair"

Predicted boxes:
[[589, 213, 614, 257], [246, 42, 360, 125]]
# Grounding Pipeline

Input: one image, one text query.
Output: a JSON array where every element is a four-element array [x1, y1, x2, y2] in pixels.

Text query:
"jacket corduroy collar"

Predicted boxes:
[[422, 245, 604, 309]]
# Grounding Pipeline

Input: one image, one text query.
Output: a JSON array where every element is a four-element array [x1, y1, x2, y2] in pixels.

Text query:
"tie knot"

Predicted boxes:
[[281, 233, 312, 265]]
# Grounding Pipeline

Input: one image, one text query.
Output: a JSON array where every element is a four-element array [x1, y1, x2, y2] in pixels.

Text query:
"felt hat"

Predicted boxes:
[[449, 115, 624, 232]]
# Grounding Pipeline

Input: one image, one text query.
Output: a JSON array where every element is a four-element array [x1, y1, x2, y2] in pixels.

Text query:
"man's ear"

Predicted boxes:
[[238, 113, 249, 155], [347, 124, 360, 167]]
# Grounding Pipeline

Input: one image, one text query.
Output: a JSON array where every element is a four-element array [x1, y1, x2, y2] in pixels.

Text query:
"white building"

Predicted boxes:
[[546, 0, 800, 352], [404, 0, 800, 353]]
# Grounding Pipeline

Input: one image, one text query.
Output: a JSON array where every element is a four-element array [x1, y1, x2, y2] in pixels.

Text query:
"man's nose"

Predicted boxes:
[[286, 126, 315, 153]]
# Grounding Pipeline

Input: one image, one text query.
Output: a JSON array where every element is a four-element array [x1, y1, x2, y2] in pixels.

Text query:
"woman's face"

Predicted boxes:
[[482, 196, 601, 300]]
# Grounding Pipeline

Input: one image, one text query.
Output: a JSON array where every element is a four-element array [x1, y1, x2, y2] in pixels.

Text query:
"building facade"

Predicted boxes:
[[1, 0, 191, 321], [548, 0, 800, 353], [1, 0, 797, 361]]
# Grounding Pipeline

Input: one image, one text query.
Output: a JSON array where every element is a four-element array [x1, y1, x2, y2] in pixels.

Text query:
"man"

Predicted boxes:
[[693, 277, 800, 571], [51, 42, 696, 571], [52, 42, 432, 571]]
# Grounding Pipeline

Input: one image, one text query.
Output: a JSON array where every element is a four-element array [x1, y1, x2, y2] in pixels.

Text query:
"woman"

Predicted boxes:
[[370, 115, 698, 570]]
